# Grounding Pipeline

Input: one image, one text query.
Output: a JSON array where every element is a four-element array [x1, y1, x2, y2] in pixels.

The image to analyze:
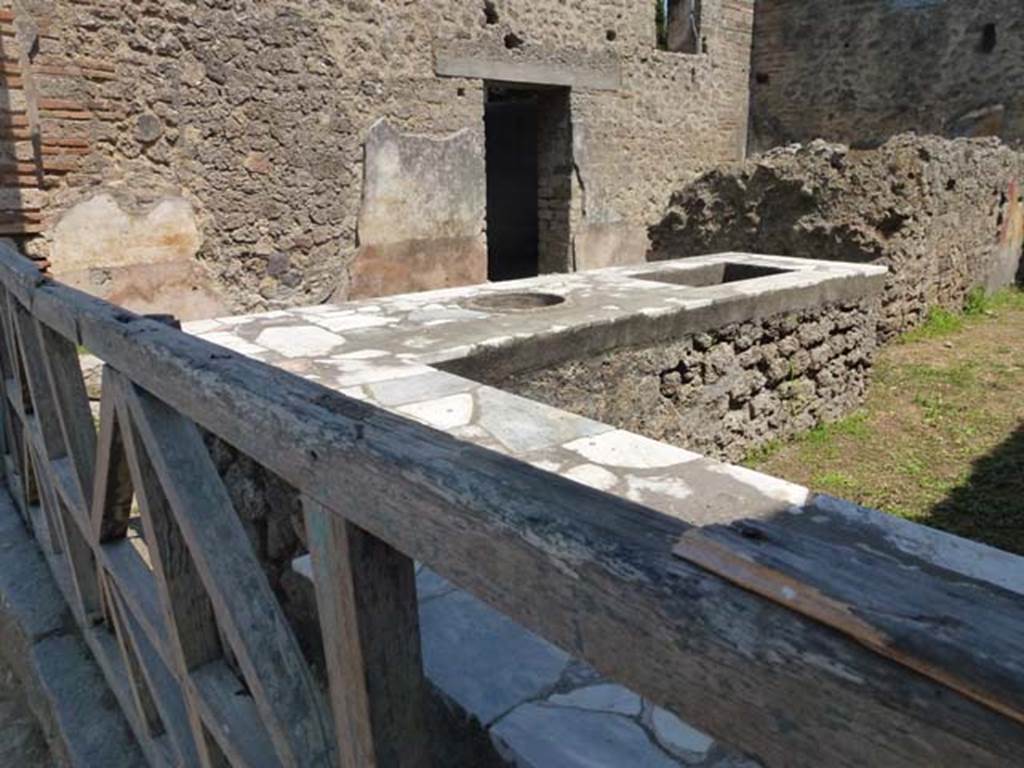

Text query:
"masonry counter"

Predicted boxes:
[[165, 253, 1018, 766]]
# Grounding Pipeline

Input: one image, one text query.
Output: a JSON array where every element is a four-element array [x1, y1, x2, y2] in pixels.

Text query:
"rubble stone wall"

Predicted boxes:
[[750, 0, 1024, 150], [491, 298, 880, 463], [650, 136, 1024, 339], [2, 0, 753, 315]]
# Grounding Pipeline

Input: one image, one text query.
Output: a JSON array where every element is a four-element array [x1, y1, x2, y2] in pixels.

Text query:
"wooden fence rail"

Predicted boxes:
[[0, 243, 1022, 767]]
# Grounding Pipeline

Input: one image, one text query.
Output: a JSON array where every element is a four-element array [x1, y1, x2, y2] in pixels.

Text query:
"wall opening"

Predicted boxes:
[[979, 23, 997, 54], [483, 1, 499, 25], [484, 84, 573, 282], [658, 0, 702, 54]]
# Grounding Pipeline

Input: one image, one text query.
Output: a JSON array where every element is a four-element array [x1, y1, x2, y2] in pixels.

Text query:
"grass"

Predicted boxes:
[[745, 287, 1024, 555], [899, 286, 1024, 343], [900, 306, 965, 342]]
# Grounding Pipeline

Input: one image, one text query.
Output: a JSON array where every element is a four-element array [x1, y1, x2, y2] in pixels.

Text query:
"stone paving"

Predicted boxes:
[[412, 566, 762, 767], [0, 655, 51, 768], [0, 487, 145, 768], [294, 556, 759, 767]]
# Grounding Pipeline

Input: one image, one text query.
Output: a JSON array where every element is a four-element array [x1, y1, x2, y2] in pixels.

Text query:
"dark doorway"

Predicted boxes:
[[484, 84, 573, 282], [485, 87, 539, 281]]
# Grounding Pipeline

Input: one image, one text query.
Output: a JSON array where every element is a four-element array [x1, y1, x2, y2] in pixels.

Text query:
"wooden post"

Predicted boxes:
[[303, 497, 430, 768]]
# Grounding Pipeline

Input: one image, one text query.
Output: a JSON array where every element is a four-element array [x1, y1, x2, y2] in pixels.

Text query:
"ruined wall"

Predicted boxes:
[[650, 136, 1024, 339], [0, 0, 752, 317], [492, 298, 880, 463], [750, 0, 1024, 151]]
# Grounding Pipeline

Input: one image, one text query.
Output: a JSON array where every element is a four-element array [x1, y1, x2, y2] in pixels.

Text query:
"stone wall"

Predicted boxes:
[[0, 0, 753, 316], [536, 88, 576, 275], [650, 135, 1024, 339], [750, 0, 1024, 150], [487, 298, 880, 463]]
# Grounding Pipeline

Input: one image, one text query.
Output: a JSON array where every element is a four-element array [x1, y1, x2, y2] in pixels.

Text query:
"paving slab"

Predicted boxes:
[[0, 492, 144, 768]]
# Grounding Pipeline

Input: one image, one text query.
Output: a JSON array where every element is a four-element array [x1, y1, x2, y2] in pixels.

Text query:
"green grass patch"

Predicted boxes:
[[745, 291, 1024, 555], [745, 412, 873, 467], [900, 287, 1024, 344], [743, 439, 784, 465], [811, 470, 858, 493], [967, 286, 1024, 314], [962, 286, 988, 316], [799, 411, 874, 448], [912, 393, 953, 426], [814, 410, 872, 440], [900, 307, 963, 342], [901, 361, 977, 389]]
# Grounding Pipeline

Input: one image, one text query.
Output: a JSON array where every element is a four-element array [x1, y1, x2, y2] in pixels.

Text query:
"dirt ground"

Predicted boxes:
[[748, 291, 1024, 555]]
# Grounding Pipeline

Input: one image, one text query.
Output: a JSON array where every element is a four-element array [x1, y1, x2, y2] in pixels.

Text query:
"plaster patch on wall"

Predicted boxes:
[[991, 179, 1024, 290], [349, 120, 487, 298], [50, 193, 225, 321], [574, 222, 649, 271], [52, 194, 202, 273], [567, 113, 649, 271], [358, 119, 485, 246], [570, 118, 604, 223]]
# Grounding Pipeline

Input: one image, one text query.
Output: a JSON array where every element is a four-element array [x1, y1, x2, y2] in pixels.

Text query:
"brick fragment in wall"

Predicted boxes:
[[650, 135, 1024, 340]]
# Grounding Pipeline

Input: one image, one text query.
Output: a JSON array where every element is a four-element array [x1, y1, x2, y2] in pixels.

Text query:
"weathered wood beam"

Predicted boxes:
[[189, 661, 280, 768], [0, 289, 19, 398], [99, 538, 166, 655], [303, 497, 429, 768], [112, 372, 228, 768], [105, 577, 201, 767], [4, 247, 1024, 766], [77, 589, 179, 768], [11, 301, 65, 460], [99, 536, 278, 768], [122, 376, 335, 768], [21, 439, 61, 556], [0, 288, 27, 413], [30, 437, 100, 622], [105, 575, 169, 739], [34, 316, 96, 515]]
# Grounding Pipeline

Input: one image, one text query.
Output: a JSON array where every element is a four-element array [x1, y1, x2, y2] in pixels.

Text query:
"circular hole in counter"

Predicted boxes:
[[462, 292, 567, 312]]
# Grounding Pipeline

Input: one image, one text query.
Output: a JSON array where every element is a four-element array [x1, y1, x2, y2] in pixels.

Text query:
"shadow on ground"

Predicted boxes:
[[923, 423, 1024, 556]]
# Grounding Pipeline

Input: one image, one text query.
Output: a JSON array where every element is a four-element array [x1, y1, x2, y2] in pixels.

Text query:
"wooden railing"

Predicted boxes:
[[0, 242, 1022, 767]]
